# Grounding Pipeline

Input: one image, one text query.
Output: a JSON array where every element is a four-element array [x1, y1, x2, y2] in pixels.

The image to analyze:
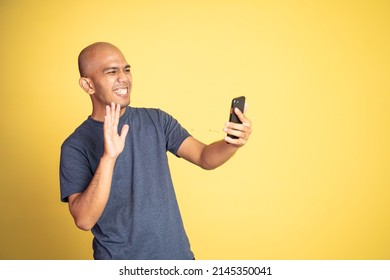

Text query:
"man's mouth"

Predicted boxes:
[[114, 88, 128, 96]]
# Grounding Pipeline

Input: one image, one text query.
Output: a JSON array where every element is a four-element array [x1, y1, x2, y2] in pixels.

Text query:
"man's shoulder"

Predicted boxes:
[[61, 118, 101, 149]]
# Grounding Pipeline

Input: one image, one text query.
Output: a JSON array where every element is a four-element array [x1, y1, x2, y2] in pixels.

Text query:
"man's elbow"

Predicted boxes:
[[74, 217, 95, 231], [199, 160, 218, 170], [199, 155, 231, 170], [75, 221, 94, 231]]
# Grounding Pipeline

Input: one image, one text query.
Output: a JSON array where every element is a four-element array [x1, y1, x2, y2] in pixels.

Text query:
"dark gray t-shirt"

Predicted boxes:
[[60, 107, 194, 260]]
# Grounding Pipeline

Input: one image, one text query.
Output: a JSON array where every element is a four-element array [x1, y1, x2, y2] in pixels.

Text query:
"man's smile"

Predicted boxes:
[[113, 88, 128, 96]]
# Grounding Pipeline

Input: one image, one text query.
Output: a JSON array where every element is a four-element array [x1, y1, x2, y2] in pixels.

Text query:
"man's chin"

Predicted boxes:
[[111, 98, 130, 108]]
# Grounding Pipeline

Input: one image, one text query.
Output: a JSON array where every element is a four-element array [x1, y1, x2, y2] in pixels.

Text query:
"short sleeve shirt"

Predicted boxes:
[[60, 107, 194, 260]]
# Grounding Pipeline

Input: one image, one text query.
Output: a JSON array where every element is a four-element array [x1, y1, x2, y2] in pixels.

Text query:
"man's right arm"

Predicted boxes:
[[67, 103, 129, 231], [68, 155, 116, 231]]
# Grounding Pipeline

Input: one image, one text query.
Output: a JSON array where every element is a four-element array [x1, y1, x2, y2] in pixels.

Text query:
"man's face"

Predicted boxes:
[[87, 46, 132, 114]]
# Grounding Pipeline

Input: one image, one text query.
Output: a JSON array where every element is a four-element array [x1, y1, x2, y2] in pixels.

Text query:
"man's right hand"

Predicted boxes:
[[103, 102, 129, 159]]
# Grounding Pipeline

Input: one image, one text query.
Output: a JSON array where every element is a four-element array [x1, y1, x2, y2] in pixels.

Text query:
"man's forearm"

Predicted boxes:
[[69, 155, 116, 231], [200, 139, 239, 170]]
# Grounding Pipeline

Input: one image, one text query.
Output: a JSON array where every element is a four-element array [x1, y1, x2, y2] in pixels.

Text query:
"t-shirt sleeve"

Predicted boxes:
[[59, 140, 94, 202], [159, 109, 191, 156]]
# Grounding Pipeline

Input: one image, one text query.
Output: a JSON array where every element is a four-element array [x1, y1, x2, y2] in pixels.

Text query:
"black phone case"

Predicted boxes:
[[228, 96, 246, 138]]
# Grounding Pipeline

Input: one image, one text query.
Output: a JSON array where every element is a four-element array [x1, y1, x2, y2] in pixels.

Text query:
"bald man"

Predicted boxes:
[[60, 42, 252, 260]]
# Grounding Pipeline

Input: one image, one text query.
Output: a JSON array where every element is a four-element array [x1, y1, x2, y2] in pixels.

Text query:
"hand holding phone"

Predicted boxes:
[[227, 96, 246, 139]]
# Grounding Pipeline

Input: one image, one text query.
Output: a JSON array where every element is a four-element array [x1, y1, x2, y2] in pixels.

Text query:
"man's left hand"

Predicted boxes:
[[224, 107, 252, 147]]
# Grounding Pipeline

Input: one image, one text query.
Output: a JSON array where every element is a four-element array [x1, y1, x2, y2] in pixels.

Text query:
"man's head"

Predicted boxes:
[[78, 42, 132, 120]]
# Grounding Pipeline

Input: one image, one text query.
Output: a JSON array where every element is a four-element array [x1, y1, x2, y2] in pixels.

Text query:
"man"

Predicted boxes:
[[60, 42, 252, 260]]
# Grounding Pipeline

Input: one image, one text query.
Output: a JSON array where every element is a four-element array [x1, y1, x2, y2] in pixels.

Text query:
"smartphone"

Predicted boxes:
[[228, 96, 246, 139]]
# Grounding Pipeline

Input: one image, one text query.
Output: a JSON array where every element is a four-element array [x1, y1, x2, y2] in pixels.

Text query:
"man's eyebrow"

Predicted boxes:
[[103, 65, 131, 72], [103, 66, 119, 72]]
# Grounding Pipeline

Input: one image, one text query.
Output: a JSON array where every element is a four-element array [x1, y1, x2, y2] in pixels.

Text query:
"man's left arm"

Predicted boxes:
[[177, 107, 252, 170]]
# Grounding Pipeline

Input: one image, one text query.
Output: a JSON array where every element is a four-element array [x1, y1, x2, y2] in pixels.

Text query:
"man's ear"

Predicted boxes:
[[79, 77, 94, 95]]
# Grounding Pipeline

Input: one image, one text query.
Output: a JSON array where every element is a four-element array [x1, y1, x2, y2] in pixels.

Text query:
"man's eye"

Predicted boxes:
[[107, 71, 116, 75]]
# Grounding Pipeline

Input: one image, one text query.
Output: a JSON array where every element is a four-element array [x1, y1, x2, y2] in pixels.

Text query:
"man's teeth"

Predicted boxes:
[[114, 88, 127, 95]]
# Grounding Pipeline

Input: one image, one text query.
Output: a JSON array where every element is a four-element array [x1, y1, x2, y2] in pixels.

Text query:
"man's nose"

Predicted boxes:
[[118, 71, 129, 82]]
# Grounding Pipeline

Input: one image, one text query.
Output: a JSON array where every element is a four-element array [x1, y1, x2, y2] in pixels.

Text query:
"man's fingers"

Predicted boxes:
[[224, 106, 252, 146], [234, 107, 251, 127], [111, 102, 116, 124], [120, 124, 129, 142], [224, 135, 247, 146], [103, 102, 128, 158], [224, 125, 246, 140], [105, 102, 122, 132], [105, 105, 112, 134], [113, 102, 120, 129]]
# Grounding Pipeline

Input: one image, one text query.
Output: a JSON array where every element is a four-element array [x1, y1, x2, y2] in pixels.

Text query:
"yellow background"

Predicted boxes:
[[0, 0, 389, 259]]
